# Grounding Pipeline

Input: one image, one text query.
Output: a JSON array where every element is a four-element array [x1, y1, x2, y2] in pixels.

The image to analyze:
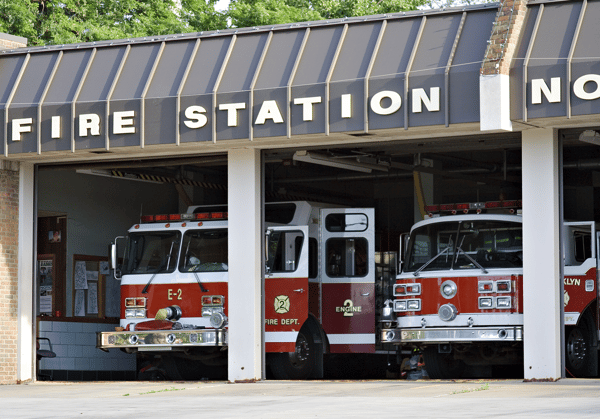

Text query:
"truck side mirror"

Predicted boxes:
[[265, 230, 272, 273], [399, 233, 409, 272], [110, 236, 126, 280]]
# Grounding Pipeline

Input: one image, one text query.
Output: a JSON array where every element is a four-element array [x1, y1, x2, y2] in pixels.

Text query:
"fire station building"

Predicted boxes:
[[1, 0, 600, 383]]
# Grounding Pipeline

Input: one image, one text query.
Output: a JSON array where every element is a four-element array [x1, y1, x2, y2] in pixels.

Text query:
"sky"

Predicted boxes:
[[216, 0, 230, 11]]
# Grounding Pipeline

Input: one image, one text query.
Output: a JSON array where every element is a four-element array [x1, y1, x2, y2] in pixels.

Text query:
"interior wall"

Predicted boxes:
[[35, 169, 180, 380], [37, 169, 179, 317]]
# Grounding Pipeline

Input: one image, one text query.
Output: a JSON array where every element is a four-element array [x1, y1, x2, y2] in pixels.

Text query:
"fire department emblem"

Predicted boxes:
[[564, 290, 570, 307], [274, 295, 290, 314]]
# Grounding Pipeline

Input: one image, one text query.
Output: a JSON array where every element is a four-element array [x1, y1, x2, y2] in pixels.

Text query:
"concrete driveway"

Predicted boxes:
[[1, 379, 599, 418]]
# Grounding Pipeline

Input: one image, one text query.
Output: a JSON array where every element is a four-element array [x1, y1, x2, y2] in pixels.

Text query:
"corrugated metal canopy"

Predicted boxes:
[[511, 0, 600, 122], [0, 5, 498, 157]]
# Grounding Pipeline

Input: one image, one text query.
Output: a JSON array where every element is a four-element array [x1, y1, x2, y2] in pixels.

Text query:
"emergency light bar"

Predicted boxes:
[[141, 212, 228, 223], [425, 200, 522, 216]]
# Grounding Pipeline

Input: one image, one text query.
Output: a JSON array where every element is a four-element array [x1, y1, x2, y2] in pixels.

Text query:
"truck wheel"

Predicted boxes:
[[423, 346, 465, 379], [269, 330, 316, 380], [566, 325, 593, 377]]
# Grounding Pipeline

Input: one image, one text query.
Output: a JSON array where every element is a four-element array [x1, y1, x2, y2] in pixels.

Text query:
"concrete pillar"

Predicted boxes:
[[17, 163, 34, 382], [227, 148, 263, 381], [522, 128, 562, 380]]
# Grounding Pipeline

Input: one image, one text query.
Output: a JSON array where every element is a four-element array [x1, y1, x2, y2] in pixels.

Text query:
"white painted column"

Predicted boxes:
[[227, 148, 263, 381], [17, 162, 34, 382], [480, 74, 513, 131], [522, 128, 562, 380]]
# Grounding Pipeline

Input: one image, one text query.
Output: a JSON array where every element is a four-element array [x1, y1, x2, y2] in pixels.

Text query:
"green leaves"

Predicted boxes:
[[1, 0, 194, 46], [227, 0, 428, 28], [3, 0, 483, 47], [0, 0, 38, 43]]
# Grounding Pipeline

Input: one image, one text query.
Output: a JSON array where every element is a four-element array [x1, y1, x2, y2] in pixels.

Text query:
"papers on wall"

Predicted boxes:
[[74, 289, 86, 316], [74, 261, 88, 290], [39, 286, 52, 313], [87, 282, 98, 314]]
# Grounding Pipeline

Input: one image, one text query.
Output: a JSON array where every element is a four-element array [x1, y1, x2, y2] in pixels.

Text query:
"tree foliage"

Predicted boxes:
[[424, 0, 496, 8], [0, 0, 226, 46], [0, 0, 493, 47], [227, 0, 428, 29]]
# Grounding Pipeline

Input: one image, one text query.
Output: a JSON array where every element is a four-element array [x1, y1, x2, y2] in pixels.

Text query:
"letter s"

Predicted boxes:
[[184, 106, 208, 129]]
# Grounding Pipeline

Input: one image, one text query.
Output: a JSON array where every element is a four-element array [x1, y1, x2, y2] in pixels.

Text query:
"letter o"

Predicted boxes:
[[370, 90, 402, 115], [574, 74, 600, 101]]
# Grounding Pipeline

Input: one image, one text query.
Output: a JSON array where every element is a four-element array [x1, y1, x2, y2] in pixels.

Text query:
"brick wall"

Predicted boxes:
[[0, 163, 20, 384], [0, 33, 27, 50], [0, 33, 27, 384], [481, 0, 528, 76]]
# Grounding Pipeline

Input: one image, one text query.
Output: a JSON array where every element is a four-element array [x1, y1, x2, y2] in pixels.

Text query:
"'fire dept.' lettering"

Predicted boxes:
[[265, 318, 298, 325]]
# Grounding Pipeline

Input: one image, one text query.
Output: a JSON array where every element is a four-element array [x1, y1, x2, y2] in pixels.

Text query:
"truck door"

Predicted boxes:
[[596, 228, 600, 335], [320, 208, 375, 353], [265, 226, 309, 352]]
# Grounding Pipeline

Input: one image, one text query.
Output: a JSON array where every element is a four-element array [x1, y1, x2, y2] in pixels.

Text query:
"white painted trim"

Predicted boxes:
[[265, 331, 298, 343], [480, 74, 513, 131], [17, 163, 34, 382], [564, 312, 580, 326], [327, 334, 375, 344]]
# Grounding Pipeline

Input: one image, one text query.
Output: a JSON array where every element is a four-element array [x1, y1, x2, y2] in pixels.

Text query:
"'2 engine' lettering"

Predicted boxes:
[[168, 289, 182, 300]]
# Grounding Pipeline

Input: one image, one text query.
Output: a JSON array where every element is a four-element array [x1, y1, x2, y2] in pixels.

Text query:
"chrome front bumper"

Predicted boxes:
[[97, 329, 227, 351], [381, 326, 523, 344]]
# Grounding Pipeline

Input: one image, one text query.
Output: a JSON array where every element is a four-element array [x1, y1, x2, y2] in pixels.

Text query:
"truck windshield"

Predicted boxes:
[[179, 229, 228, 272], [121, 231, 181, 275], [404, 219, 523, 273]]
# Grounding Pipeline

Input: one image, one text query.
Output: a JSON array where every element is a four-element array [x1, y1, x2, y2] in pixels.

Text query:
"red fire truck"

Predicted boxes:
[[97, 202, 398, 379], [381, 201, 599, 378]]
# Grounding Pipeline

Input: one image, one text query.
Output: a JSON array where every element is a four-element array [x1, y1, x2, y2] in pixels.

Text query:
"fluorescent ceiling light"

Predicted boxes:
[[293, 151, 388, 173], [579, 130, 600, 146]]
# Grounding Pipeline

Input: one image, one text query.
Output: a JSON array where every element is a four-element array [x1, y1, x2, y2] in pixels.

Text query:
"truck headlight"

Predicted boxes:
[[394, 300, 407, 312], [407, 299, 421, 311], [125, 308, 146, 318], [478, 297, 493, 309], [496, 297, 512, 308], [441, 280, 457, 299], [210, 311, 227, 328]]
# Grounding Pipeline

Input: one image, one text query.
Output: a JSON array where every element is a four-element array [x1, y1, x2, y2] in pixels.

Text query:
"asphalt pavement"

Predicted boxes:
[[1, 378, 600, 418]]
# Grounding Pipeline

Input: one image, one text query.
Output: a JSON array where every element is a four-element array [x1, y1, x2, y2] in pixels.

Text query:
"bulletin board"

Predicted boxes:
[[72, 254, 118, 319]]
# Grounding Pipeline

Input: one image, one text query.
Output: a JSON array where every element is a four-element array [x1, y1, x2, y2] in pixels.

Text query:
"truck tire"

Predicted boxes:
[[565, 325, 593, 377], [269, 329, 316, 380], [423, 346, 465, 379]]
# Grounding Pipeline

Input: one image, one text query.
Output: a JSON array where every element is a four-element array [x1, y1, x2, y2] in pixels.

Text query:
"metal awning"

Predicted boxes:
[[511, 0, 600, 122], [0, 5, 497, 157]]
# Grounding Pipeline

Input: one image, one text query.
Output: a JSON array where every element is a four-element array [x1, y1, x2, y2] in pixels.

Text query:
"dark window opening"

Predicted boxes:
[[326, 238, 368, 277]]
